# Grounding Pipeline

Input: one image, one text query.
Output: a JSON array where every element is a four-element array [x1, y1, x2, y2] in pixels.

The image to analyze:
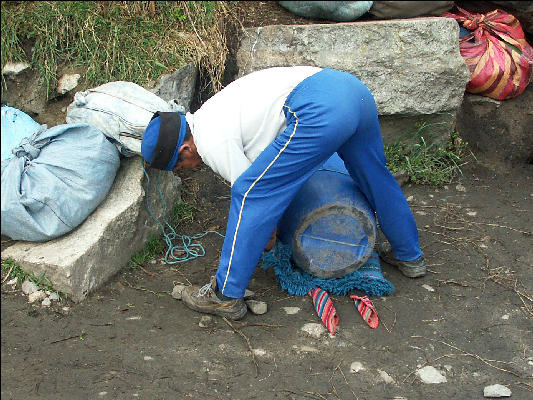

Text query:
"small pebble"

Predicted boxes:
[[199, 315, 213, 328], [22, 280, 39, 295], [300, 323, 326, 339], [143, 356, 154, 361], [350, 361, 365, 373], [378, 370, 395, 384], [49, 292, 60, 301], [283, 307, 301, 315], [416, 366, 447, 383], [501, 314, 509, 320], [7, 278, 18, 286], [244, 289, 255, 299], [483, 384, 511, 398], [422, 284, 435, 292], [245, 299, 267, 315], [41, 297, 51, 307], [455, 184, 466, 192], [171, 284, 186, 300], [28, 290, 46, 304]]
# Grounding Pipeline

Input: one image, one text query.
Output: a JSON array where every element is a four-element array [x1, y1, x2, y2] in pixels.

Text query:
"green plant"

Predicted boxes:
[[1, 1, 236, 96], [169, 200, 194, 227], [1, 258, 63, 300], [384, 122, 473, 186], [127, 234, 165, 270]]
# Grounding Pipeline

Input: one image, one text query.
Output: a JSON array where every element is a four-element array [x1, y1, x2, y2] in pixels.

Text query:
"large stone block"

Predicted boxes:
[[236, 17, 470, 144], [146, 62, 197, 110], [2, 157, 180, 301]]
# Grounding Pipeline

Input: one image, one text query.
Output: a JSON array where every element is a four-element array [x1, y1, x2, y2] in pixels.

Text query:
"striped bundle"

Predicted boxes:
[[307, 287, 339, 335], [350, 295, 379, 329], [443, 7, 533, 100]]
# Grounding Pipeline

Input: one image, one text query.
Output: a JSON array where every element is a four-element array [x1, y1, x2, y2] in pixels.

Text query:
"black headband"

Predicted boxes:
[[149, 111, 181, 170]]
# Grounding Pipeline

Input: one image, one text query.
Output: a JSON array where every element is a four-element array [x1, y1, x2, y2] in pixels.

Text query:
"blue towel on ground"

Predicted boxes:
[[261, 242, 394, 297]]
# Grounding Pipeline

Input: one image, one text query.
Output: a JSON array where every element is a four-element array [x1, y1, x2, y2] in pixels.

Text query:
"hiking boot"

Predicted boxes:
[[378, 241, 426, 278], [181, 276, 247, 320]]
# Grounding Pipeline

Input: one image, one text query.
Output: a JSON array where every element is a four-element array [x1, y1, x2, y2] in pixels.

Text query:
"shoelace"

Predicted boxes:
[[198, 279, 215, 297]]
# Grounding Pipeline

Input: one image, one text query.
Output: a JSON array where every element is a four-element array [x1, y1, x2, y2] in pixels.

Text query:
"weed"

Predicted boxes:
[[385, 121, 473, 186], [127, 234, 165, 270], [169, 200, 194, 227], [1, 257, 64, 300], [1, 1, 238, 96]]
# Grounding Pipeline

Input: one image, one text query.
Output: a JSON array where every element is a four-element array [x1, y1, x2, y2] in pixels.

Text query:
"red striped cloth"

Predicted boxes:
[[443, 7, 533, 100], [307, 287, 339, 335], [350, 295, 379, 329]]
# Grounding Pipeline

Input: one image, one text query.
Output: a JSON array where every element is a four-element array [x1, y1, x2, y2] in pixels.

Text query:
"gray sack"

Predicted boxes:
[[279, 1, 373, 22], [66, 81, 184, 157], [1, 123, 120, 242]]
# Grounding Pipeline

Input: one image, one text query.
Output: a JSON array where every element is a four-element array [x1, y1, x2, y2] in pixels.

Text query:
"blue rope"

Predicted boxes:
[[141, 160, 224, 264]]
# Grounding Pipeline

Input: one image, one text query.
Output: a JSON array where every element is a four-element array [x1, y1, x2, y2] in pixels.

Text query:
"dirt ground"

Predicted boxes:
[[2, 2, 533, 400]]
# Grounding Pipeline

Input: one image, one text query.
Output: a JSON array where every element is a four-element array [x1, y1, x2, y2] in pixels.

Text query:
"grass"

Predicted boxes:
[[1, 257, 63, 300], [127, 234, 165, 270], [1, 1, 236, 97], [126, 199, 195, 270], [385, 121, 473, 186]]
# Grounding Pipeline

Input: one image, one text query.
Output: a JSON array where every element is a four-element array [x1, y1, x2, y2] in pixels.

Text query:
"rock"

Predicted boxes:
[[245, 299, 268, 315], [28, 290, 46, 304], [6, 278, 18, 286], [146, 63, 197, 110], [283, 306, 301, 315], [416, 366, 447, 384], [378, 370, 395, 384], [300, 323, 326, 338], [2, 62, 30, 76], [171, 284, 186, 300], [57, 73, 81, 95], [244, 289, 255, 299], [236, 17, 469, 145], [22, 280, 39, 295], [199, 315, 214, 328], [483, 384, 512, 398], [49, 292, 60, 301], [41, 297, 51, 307], [350, 361, 365, 373], [422, 284, 435, 292], [2, 157, 181, 302]]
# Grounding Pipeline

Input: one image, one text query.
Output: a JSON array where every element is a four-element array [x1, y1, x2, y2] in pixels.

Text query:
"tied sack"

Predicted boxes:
[[1, 123, 120, 242], [66, 81, 184, 157], [443, 7, 533, 100]]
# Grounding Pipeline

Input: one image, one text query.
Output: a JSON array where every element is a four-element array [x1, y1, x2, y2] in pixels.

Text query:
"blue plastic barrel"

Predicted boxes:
[[277, 153, 377, 278]]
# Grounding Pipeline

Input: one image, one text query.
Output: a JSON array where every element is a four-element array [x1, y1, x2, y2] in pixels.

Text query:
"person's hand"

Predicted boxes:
[[264, 227, 277, 253]]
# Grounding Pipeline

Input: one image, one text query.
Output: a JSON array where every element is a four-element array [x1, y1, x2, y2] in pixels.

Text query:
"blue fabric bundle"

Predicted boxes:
[[261, 242, 394, 297]]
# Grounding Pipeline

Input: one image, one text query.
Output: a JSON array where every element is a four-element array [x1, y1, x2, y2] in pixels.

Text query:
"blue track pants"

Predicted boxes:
[[216, 69, 422, 298]]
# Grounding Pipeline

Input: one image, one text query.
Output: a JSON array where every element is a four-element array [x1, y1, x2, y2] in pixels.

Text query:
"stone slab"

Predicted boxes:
[[236, 17, 470, 144], [2, 157, 181, 302]]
